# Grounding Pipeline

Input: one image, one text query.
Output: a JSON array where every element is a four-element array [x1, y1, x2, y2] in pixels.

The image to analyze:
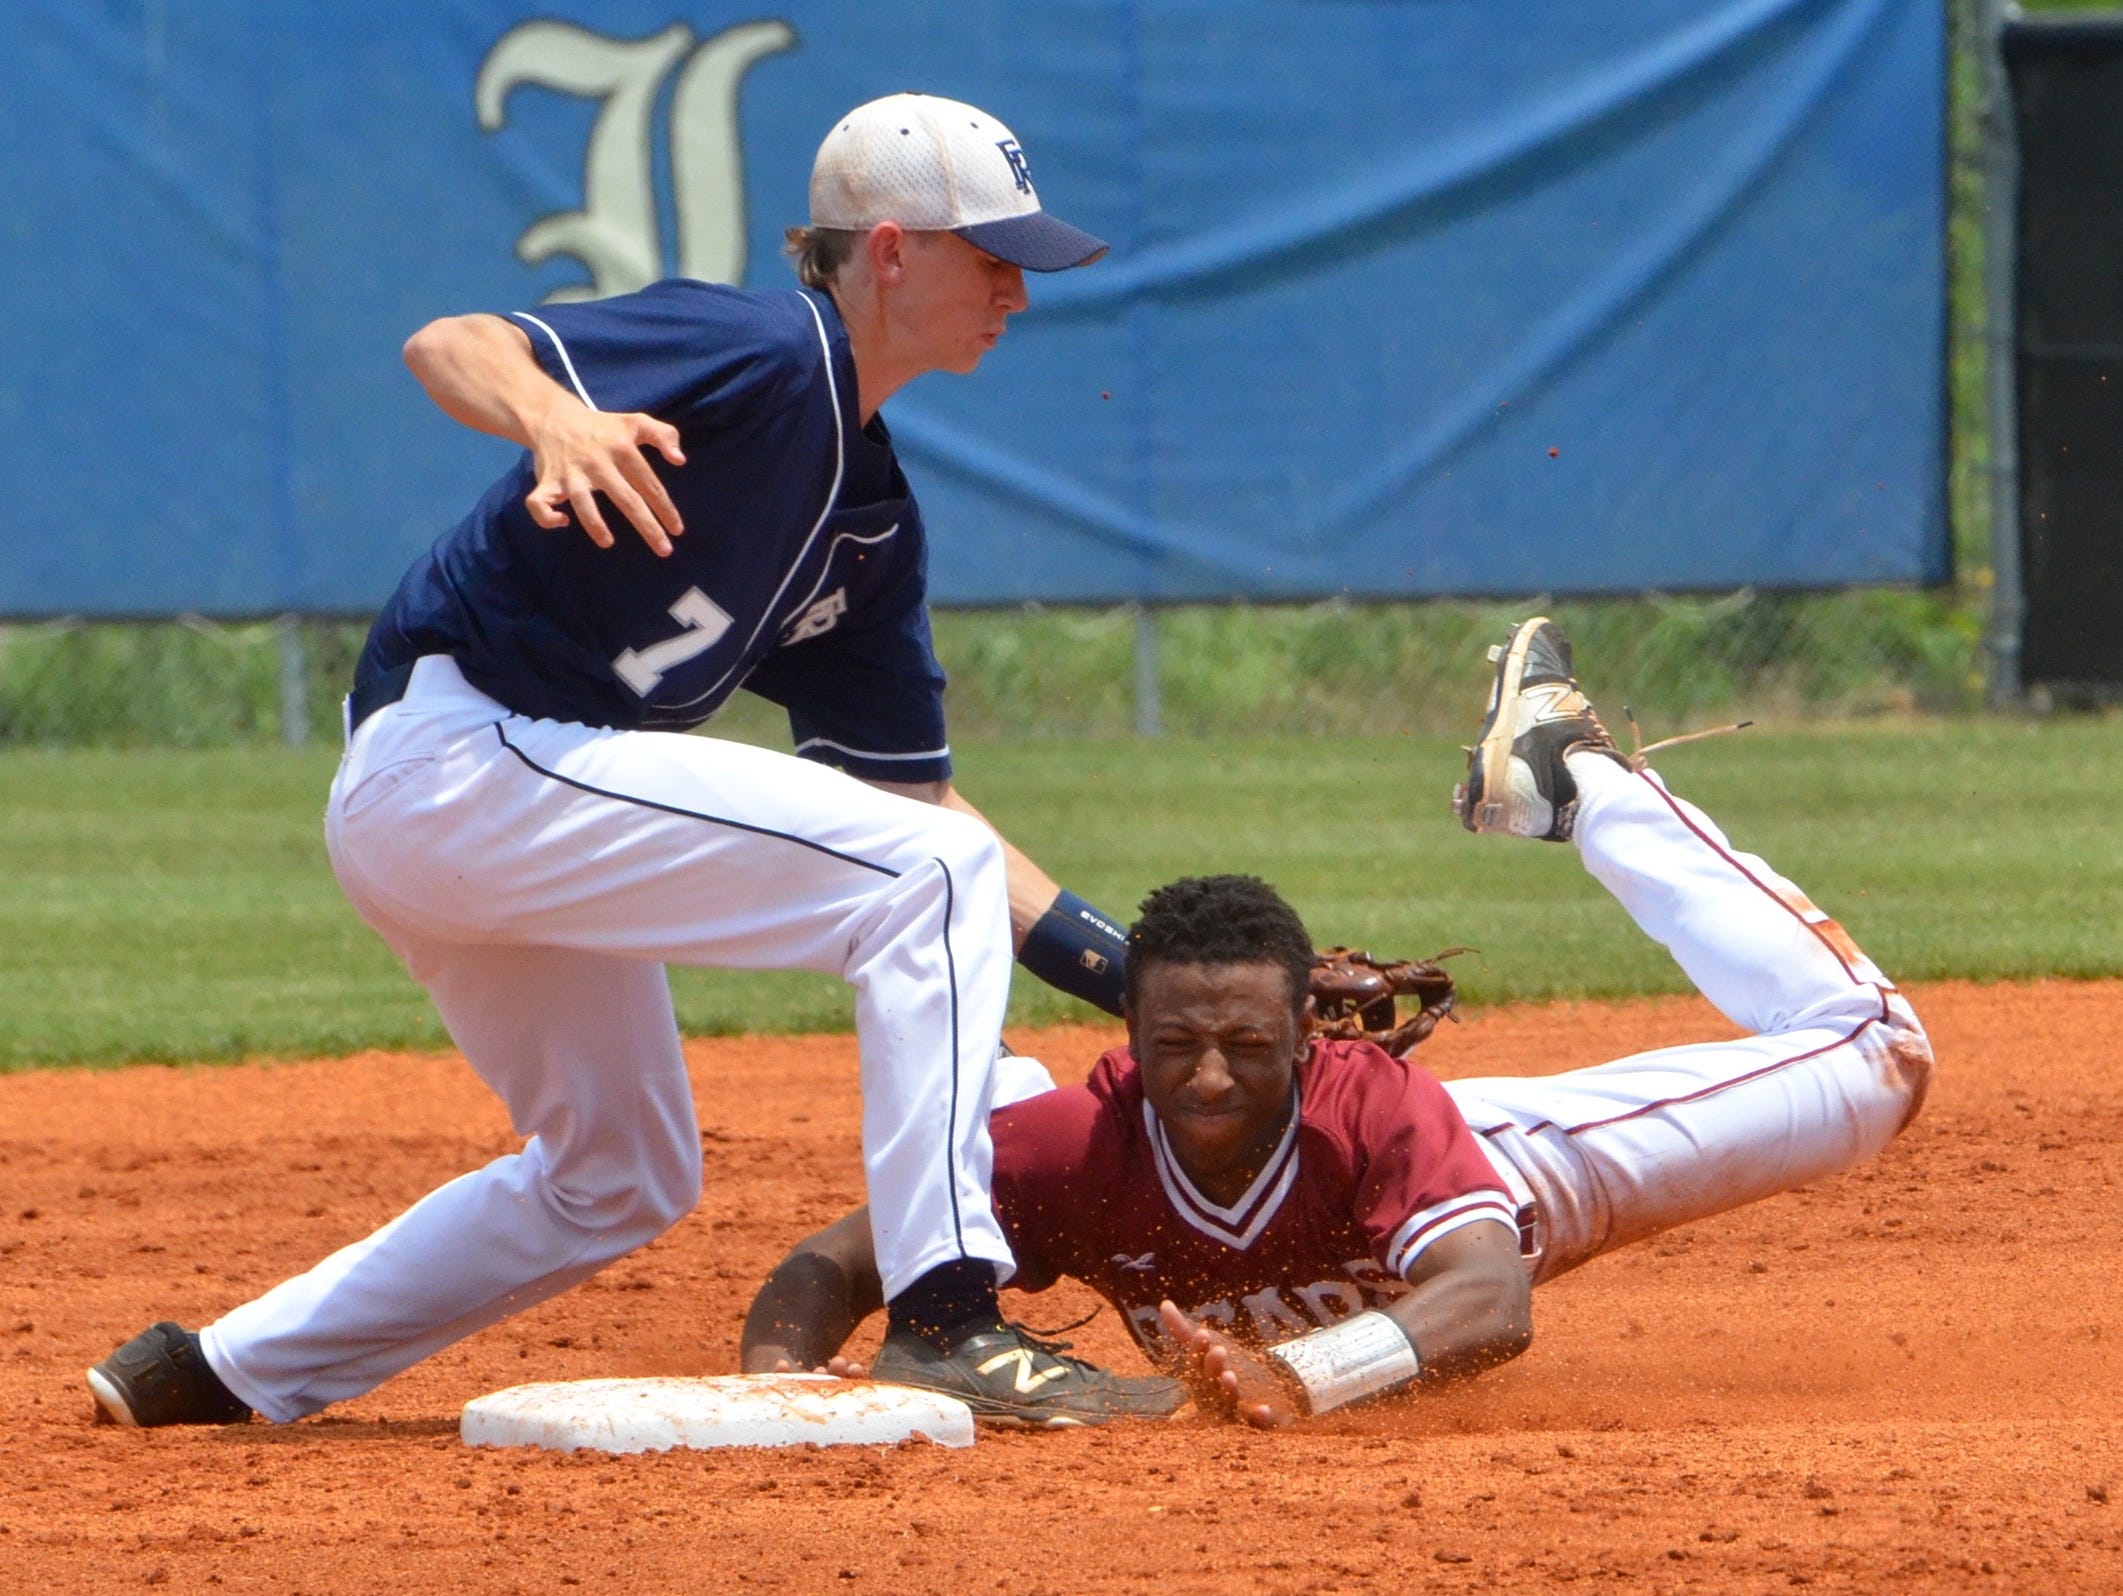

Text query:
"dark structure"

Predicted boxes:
[[2005, 14, 2123, 689]]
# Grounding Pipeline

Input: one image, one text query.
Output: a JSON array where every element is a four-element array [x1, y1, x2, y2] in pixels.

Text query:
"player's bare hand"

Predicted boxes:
[[522, 398, 687, 557], [768, 1355, 869, 1379], [1158, 1300, 1302, 1429]]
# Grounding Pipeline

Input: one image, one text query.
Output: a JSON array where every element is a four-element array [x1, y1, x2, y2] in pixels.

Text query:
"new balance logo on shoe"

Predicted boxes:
[[1518, 680, 1588, 726], [869, 1323, 1185, 1427], [975, 1346, 1071, 1395]]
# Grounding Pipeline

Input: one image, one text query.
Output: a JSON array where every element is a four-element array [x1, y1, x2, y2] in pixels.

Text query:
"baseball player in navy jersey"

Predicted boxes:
[[87, 93, 1168, 1430], [744, 619, 1932, 1427]]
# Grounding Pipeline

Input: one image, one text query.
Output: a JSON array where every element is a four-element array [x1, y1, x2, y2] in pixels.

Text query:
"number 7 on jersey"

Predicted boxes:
[[613, 587, 734, 696]]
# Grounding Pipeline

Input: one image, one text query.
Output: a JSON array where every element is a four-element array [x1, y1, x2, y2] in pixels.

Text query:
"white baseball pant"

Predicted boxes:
[[203, 656, 1014, 1422], [1446, 753, 1932, 1284]]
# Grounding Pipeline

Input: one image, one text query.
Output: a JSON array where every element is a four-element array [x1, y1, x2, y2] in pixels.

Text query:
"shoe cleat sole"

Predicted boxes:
[[86, 1367, 140, 1427]]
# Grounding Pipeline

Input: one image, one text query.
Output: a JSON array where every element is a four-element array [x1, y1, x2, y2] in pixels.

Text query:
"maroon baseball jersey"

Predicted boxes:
[[990, 1039, 1514, 1360]]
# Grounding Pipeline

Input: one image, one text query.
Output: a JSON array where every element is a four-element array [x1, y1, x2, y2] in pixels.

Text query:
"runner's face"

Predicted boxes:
[[1129, 960, 1306, 1187], [896, 231, 1028, 373]]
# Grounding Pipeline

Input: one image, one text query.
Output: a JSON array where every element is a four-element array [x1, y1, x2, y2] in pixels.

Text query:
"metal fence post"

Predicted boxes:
[[1133, 603, 1164, 738], [1977, 0, 2026, 707], [277, 613, 310, 748]]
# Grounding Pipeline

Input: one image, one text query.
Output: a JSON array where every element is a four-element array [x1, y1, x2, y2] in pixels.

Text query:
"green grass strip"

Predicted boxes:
[[3, 719, 2118, 1070]]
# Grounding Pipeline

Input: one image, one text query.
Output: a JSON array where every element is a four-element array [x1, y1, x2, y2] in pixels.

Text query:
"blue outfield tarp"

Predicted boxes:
[[0, 0, 1946, 615]]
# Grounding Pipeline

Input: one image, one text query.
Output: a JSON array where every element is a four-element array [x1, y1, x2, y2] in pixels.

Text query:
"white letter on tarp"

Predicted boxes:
[[671, 21, 798, 288], [477, 20, 796, 302], [477, 21, 694, 301]]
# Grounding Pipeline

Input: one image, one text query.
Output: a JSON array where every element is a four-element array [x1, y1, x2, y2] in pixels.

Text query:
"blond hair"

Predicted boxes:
[[782, 226, 865, 290]]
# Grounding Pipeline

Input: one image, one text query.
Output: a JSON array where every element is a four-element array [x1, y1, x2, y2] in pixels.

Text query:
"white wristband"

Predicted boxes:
[[1266, 1310, 1421, 1415]]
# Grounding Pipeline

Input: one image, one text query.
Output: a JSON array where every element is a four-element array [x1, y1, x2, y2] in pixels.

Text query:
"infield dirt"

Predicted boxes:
[[4, 981, 2119, 1594]]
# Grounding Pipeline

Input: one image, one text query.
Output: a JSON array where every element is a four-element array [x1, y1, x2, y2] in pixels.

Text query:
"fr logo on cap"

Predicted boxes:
[[809, 92, 1108, 272]]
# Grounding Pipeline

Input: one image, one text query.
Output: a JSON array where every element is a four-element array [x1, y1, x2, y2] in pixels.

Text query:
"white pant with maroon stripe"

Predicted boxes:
[[1444, 753, 1932, 1287], [202, 656, 1013, 1422]]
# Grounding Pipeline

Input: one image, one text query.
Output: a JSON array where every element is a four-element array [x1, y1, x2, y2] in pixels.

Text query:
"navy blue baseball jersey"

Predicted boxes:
[[358, 281, 952, 783]]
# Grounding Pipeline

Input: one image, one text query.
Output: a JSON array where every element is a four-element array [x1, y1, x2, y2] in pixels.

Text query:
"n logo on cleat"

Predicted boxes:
[[1520, 681, 1586, 725], [976, 1347, 1070, 1395]]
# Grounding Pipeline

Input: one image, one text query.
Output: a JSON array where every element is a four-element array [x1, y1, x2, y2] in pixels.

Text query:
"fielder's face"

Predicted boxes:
[[892, 230, 1029, 374], [1128, 960, 1307, 1191]]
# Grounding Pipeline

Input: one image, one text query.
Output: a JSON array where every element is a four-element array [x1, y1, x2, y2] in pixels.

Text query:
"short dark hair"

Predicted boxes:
[[1125, 875, 1314, 1019], [782, 225, 865, 289]]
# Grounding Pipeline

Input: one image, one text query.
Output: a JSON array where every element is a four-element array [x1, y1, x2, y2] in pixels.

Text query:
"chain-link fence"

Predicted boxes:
[[0, 587, 1986, 750], [0, 616, 368, 749]]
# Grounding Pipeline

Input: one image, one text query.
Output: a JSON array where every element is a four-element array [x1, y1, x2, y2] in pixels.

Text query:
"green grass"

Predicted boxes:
[[4, 718, 2120, 1069]]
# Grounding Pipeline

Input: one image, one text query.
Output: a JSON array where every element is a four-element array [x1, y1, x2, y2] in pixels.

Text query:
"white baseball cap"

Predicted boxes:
[[809, 92, 1108, 272]]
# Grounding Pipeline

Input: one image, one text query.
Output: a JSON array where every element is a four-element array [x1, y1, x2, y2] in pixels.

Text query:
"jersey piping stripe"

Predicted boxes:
[[492, 726, 899, 879], [1151, 1144, 1300, 1253], [1144, 1095, 1299, 1230], [1384, 1193, 1518, 1279], [510, 313, 598, 411], [492, 724, 977, 1258], [1143, 1097, 1302, 1251], [648, 294, 846, 718], [794, 737, 952, 763], [1631, 769, 1866, 988], [1468, 989, 1893, 1143]]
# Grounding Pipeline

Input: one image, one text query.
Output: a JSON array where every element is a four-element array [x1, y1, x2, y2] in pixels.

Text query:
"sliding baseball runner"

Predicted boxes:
[[745, 619, 1933, 1426]]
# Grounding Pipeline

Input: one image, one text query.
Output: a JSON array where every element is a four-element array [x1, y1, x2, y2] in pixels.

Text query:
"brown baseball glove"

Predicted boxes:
[[1304, 946, 1467, 1057]]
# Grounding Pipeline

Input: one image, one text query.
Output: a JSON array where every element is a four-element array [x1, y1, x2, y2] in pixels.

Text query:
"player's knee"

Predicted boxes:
[[541, 1141, 701, 1243], [842, 814, 1008, 977], [634, 1128, 705, 1231], [921, 806, 1005, 884], [1877, 1002, 1933, 1135], [560, 1177, 697, 1250], [635, 1145, 704, 1233], [871, 812, 1006, 927]]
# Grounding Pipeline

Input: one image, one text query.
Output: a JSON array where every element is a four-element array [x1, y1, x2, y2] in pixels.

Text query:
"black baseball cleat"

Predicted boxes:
[[87, 1322, 253, 1427], [869, 1321, 1185, 1428], [1453, 616, 1625, 843]]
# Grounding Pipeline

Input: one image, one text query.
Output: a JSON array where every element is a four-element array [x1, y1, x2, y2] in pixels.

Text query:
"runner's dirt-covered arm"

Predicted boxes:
[[740, 1208, 880, 1374]]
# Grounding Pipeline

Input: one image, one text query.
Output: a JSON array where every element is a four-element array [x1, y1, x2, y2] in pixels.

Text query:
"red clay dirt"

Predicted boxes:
[[3, 981, 2119, 1594]]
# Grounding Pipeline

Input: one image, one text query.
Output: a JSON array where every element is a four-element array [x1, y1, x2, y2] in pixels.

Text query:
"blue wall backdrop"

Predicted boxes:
[[0, 0, 1946, 615]]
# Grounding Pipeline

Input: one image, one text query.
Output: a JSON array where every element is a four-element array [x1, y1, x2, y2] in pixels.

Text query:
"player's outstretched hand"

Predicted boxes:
[[1157, 1300, 1302, 1429], [523, 398, 688, 558], [769, 1355, 869, 1379]]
